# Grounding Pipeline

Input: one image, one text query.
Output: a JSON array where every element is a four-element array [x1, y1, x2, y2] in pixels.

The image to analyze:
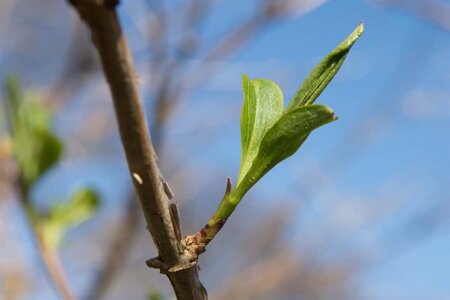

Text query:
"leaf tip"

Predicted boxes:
[[345, 22, 364, 48], [334, 22, 364, 55], [357, 21, 364, 34], [319, 105, 338, 122]]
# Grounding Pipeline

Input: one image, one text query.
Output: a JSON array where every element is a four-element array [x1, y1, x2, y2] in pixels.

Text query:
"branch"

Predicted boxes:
[[33, 226, 76, 300], [86, 2, 214, 295], [67, 1, 206, 298], [4, 82, 76, 300]]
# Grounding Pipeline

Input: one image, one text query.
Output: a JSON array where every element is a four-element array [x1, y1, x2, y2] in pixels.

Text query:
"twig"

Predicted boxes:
[[14, 192, 77, 300], [67, 0, 206, 299], [166, 0, 329, 118], [84, 0, 204, 292], [12, 180, 76, 300], [149, 0, 213, 140], [33, 227, 76, 300], [4, 83, 77, 300]]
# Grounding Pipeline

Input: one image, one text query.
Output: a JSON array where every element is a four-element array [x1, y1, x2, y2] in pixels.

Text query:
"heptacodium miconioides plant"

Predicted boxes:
[[185, 22, 364, 257]]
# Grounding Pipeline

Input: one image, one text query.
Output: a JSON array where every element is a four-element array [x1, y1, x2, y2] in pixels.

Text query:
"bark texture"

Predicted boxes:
[[67, 1, 207, 298]]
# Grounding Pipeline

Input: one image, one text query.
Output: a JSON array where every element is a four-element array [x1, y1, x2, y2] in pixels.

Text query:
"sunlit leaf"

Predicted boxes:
[[200, 24, 364, 242], [238, 75, 284, 185], [232, 104, 336, 202]]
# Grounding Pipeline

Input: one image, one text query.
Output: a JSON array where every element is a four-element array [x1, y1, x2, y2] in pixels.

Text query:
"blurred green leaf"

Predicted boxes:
[[238, 75, 284, 185], [4, 76, 63, 192], [40, 188, 100, 248], [50, 188, 100, 227], [231, 104, 336, 202], [287, 22, 364, 110]]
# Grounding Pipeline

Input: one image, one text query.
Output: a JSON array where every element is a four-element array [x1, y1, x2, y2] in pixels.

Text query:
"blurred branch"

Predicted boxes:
[[8, 164, 76, 300], [374, 194, 450, 264], [139, 0, 331, 196], [213, 248, 357, 300], [0, 0, 17, 33], [153, 0, 328, 132], [149, 0, 213, 143], [46, 21, 98, 110], [3, 78, 76, 300], [213, 250, 303, 300], [13, 186, 76, 300], [167, 0, 329, 115], [375, 0, 450, 31], [67, 1, 206, 299], [203, 14, 265, 63], [6, 201, 76, 300], [33, 227, 77, 300], [85, 196, 140, 300], [152, 0, 329, 153], [146, 0, 169, 70], [201, 0, 329, 63]]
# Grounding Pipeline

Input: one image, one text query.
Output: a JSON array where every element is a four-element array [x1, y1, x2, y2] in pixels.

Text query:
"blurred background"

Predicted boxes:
[[1, 0, 450, 299]]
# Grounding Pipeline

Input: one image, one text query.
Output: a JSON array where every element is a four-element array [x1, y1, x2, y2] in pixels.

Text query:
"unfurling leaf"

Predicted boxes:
[[198, 23, 363, 244], [287, 22, 364, 110], [231, 105, 336, 202], [238, 75, 284, 185]]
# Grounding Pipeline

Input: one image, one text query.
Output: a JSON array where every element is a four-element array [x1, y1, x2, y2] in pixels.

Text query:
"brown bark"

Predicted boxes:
[[66, 1, 206, 298]]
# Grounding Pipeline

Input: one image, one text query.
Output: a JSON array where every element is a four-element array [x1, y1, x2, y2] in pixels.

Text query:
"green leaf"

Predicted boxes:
[[50, 188, 100, 227], [4, 76, 63, 191], [34, 130, 63, 181], [231, 104, 336, 202], [16, 98, 63, 190], [287, 22, 364, 110], [238, 75, 284, 185], [41, 188, 100, 248]]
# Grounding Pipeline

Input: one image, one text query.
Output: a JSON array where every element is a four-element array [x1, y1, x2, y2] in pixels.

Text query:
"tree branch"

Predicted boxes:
[[66, 1, 206, 298]]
